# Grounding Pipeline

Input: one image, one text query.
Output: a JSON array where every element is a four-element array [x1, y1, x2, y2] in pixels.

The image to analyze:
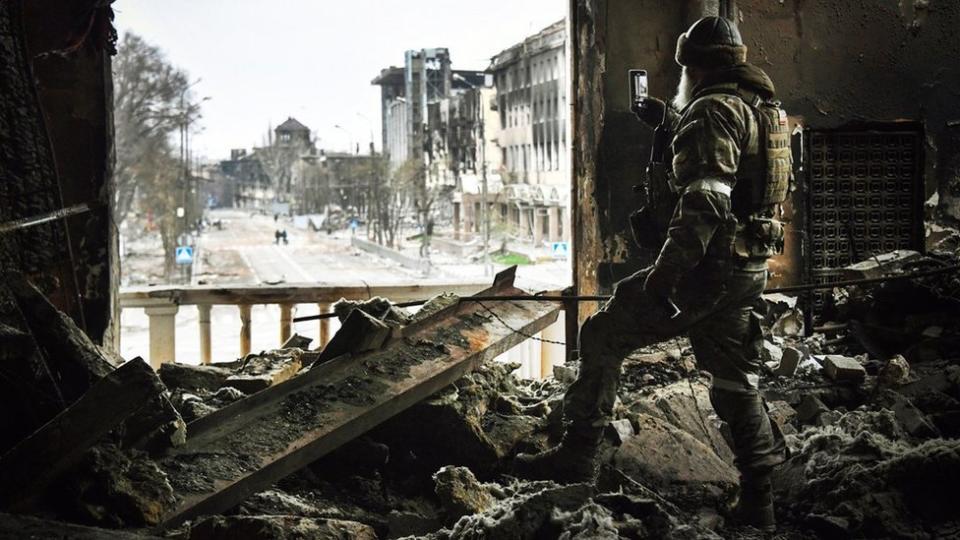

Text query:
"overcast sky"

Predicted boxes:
[[114, 0, 565, 161]]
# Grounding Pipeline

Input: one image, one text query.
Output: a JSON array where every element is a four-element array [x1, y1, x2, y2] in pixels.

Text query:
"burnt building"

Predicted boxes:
[[219, 148, 269, 208], [488, 20, 569, 244], [372, 49, 488, 223]]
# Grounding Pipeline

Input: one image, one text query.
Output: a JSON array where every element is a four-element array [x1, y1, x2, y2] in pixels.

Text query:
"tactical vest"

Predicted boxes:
[[690, 84, 794, 259]]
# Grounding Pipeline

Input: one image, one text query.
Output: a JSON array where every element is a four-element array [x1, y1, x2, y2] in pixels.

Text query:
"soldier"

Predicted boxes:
[[515, 16, 792, 531]]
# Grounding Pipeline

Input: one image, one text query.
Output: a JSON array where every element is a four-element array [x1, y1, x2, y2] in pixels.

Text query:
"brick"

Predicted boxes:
[[823, 355, 866, 382], [775, 347, 803, 377], [796, 394, 829, 425]]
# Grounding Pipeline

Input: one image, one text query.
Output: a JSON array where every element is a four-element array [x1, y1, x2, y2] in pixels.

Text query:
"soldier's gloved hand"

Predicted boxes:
[[633, 97, 668, 128], [643, 265, 677, 300]]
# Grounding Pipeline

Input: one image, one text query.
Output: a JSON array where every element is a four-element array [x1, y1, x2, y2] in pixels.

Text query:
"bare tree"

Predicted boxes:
[[113, 32, 191, 223], [113, 32, 204, 280], [256, 128, 310, 203]]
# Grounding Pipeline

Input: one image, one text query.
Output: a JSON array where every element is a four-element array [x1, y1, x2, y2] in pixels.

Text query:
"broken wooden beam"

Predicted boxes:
[[156, 269, 559, 529], [0, 357, 165, 511]]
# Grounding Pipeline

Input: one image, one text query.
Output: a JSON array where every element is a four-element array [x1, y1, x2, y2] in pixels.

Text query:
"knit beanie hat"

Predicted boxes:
[[676, 16, 747, 68]]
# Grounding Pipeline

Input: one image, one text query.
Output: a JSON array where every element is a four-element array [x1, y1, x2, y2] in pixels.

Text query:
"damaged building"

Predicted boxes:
[[2, 1, 960, 539]]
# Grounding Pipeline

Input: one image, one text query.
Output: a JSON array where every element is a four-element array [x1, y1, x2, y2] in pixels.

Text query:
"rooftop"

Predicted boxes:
[[275, 116, 310, 132], [489, 19, 566, 71]]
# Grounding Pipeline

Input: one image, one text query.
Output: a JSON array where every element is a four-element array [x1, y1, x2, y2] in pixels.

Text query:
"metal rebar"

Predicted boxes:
[[292, 263, 960, 323]]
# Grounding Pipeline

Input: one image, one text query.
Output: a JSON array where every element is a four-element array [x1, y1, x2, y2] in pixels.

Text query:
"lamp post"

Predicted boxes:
[[177, 78, 206, 284], [452, 73, 492, 276], [334, 124, 355, 155]]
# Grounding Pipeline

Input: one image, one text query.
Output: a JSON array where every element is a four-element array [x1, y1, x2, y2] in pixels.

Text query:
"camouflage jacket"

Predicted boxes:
[[653, 65, 776, 280]]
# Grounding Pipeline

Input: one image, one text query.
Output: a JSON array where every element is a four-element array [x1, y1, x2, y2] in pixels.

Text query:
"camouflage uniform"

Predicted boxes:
[[564, 65, 787, 477]]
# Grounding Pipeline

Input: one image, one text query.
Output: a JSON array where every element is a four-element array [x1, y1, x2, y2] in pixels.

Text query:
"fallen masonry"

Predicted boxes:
[[155, 268, 559, 527], [0, 251, 959, 539]]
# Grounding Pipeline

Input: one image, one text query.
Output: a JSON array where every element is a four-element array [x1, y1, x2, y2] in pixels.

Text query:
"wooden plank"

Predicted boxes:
[[156, 276, 558, 529], [0, 358, 164, 511]]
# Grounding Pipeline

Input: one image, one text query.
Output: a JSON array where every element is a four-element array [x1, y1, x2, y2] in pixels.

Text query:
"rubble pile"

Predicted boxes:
[[1, 252, 959, 539]]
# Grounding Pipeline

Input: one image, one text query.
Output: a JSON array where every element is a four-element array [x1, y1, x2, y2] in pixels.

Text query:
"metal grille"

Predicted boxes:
[[804, 127, 925, 323]]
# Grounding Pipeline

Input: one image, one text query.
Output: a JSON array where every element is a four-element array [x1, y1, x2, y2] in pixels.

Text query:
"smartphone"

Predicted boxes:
[[629, 69, 648, 107]]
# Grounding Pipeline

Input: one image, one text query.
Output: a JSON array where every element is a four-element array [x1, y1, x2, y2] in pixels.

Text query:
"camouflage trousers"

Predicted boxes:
[[564, 262, 786, 475]]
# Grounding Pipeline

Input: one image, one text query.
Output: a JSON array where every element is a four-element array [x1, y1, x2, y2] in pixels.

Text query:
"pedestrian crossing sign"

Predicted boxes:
[[551, 242, 569, 259], [175, 246, 193, 265]]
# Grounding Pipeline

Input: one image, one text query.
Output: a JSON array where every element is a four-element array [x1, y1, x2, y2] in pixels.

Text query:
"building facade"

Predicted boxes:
[[220, 117, 315, 210], [371, 22, 569, 245], [372, 50, 487, 224], [488, 20, 569, 244]]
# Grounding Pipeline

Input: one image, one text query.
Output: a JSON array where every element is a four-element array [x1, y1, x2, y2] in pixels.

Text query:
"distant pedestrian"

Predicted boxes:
[[420, 218, 434, 258]]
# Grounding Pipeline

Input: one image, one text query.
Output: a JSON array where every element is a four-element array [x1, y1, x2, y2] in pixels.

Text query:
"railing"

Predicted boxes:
[[118, 281, 567, 377]]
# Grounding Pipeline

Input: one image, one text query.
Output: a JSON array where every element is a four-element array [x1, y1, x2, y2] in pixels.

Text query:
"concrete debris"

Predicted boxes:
[[0, 358, 175, 514], [372, 361, 545, 477], [62, 444, 176, 528], [766, 400, 798, 435], [281, 333, 313, 350], [433, 466, 494, 521], [159, 363, 233, 393], [430, 481, 594, 539], [795, 394, 831, 425], [4, 256, 959, 539], [333, 295, 412, 326], [775, 346, 804, 377], [771, 309, 804, 337], [762, 340, 782, 365], [552, 362, 579, 384], [611, 414, 738, 499], [186, 515, 377, 540], [823, 354, 867, 382], [879, 354, 912, 386], [315, 308, 392, 364], [605, 418, 635, 445], [626, 378, 734, 465], [223, 349, 305, 393]]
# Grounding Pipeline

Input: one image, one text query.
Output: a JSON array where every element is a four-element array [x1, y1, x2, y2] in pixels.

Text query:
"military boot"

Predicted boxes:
[[512, 430, 600, 484], [731, 471, 775, 532]]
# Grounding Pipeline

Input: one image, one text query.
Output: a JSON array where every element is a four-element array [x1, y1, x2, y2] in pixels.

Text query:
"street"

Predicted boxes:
[[120, 208, 571, 364]]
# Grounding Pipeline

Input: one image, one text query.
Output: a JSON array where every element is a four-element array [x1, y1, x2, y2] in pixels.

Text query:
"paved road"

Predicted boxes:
[[206, 209, 430, 286]]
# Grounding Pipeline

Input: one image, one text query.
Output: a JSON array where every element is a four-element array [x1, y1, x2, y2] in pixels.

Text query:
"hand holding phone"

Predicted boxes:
[[629, 69, 666, 127]]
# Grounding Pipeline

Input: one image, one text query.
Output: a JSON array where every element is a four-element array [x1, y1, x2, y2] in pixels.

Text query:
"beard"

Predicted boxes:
[[672, 67, 695, 111]]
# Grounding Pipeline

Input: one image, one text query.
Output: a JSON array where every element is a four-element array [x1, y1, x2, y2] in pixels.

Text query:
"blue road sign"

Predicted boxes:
[[175, 246, 194, 265], [551, 241, 569, 259]]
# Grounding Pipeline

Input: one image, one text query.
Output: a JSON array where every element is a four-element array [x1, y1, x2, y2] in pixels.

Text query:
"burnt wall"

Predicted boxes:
[[573, 0, 960, 321], [737, 0, 960, 210], [572, 0, 697, 321], [21, 1, 118, 346]]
